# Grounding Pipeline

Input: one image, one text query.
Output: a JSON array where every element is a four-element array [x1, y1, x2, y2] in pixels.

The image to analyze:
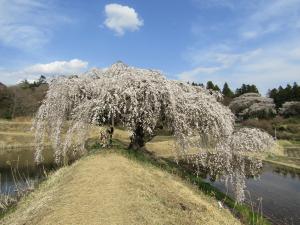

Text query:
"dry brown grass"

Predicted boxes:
[[0, 120, 35, 150], [0, 119, 178, 157], [146, 138, 175, 157], [0, 152, 241, 225], [0, 132, 35, 149], [112, 129, 205, 158], [0, 120, 101, 151], [10, 117, 32, 123], [112, 128, 131, 145]]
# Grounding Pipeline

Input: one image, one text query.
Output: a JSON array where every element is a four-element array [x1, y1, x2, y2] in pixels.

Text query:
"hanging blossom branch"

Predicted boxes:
[[32, 62, 275, 202], [190, 127, 273, 202]]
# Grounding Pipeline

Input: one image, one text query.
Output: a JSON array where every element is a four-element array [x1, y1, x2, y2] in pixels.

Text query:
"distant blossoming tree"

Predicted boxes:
[[33, 62, 275, 202], [229, 93, 277, 120], [279, 101, 300, 117]]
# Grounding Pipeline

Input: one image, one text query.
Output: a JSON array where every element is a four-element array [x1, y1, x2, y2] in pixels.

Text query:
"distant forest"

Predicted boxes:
[[0, 75, 300, 119], [0, 76, 48, 119], [189, 81, 300, 108]]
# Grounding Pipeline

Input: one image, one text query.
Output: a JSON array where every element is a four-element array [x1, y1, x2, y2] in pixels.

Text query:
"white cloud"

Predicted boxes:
[[186, 45, 262, 68], [240, 0, 300, 40], [179, 41, 300, 94], [0, 24, 49, 50], [0, 0, 70, 50], [184, 0, 300, 93], [25, 59, 88, 74], [195, 0, 300, 40], [104, 3, 143, 36], [250, 0, 300, 23], [241, 31, 258, 40], [180, 48, 262, 82], [179, 66, 221, 81], [0, 59, 88, 85]]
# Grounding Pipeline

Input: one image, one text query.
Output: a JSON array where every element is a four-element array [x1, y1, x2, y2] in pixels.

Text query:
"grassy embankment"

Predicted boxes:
[[0, 119, 272, 225], [264, 140, 300, 171], [1, 146, 243, 225]]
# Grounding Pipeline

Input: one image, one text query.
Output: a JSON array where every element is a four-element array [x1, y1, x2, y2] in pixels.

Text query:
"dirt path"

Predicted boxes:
[[1, 152, 241, 225]]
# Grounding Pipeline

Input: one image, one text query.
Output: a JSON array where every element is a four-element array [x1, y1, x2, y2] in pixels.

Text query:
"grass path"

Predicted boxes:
[[0, 132, 32, 136], [0, 152, 240, 225]]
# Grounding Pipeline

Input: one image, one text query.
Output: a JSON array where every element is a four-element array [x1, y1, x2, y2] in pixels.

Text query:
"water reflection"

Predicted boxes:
[[0, 147, 55, 197], [271, 163, 300, 179], [1, 148, 299, 224], [187, 152, 264, 202], [198, 160, 300, 225], [0, 147, 54, 169]]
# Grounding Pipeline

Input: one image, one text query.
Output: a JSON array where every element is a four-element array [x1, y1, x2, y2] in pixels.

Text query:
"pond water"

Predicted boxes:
[[208, 162, 300, 225], [0, 148, 299, 225], [0, 148, 54, 196]]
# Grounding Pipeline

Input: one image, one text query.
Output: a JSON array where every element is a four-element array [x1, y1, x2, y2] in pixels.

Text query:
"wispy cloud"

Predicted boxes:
[[179, 66, 222, 81], [193, 0, 300, 40], [24, 59, 88, 75], [240, 0, 300, 40], [180, 41, 300, 94], [179, 46, 262, 84], [0, 59, 88, 85], [180, 0, 300, 93], [0, 0, 71, 50], [104, 3, 143, 36], [186, 45, 262, 68], [192, 0, 250, 9]]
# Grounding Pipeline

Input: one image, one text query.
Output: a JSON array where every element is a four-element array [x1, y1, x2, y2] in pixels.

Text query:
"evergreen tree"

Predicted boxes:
[[235, 83, 259, 97], [269, 83, 300, 108], [213, 84, 220, 91], [249, 84, 259, 93], [189, 81, 204, 87], [206, 81, 215, 90], [222, 82, 234, 97], [206, 81, 220, 91], [268, 88, 278, 99], [38, 75, 47, 85], [292, 82, 300, 100]]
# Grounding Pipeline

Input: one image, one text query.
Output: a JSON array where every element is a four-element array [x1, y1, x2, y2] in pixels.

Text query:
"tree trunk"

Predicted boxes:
[[129, 124, 145, 150]]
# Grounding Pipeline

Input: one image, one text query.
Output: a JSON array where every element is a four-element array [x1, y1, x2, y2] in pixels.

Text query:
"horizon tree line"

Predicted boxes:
[[0, 75, 300, 119], [189, 81, 259, 98], [189, 81, 300, 106], [268, 82, 300, 108]]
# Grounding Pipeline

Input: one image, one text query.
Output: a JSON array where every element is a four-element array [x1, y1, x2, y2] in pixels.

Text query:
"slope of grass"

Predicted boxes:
[[261, 140, 300, 171], [0, 119, 272, 224], [116, 143, 271, 225], [0, 150, 241, 225]]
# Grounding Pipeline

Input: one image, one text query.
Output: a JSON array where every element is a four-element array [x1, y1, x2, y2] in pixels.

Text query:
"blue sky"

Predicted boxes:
[[0, 0, 300, 94]]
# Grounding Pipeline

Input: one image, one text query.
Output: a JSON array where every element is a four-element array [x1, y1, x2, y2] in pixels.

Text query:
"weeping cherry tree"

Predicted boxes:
[[33, 62, 275, 202]]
